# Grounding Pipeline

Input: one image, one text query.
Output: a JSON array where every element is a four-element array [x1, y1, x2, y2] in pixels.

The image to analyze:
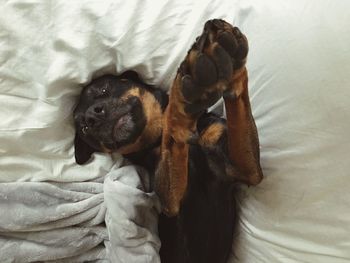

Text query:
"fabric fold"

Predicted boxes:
[[0, 163, 161, 263], [104, 165, 161, 263]]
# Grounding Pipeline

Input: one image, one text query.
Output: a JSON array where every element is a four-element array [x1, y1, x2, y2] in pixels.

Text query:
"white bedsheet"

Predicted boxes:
[[1, 0, 350, 262], [234, 1, 350, 262]]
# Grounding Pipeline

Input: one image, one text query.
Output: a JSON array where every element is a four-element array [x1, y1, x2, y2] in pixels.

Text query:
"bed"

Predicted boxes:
[[1, 0, 349, 262]]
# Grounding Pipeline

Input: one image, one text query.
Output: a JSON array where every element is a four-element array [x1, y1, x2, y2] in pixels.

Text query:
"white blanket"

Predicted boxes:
[[0, 162, 161, 262]]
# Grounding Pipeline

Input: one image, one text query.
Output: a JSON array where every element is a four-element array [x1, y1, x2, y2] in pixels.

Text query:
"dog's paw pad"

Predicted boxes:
[[205, 20, 248, 74], [179, 19, 248, 112], [210, 43, 233, 80], [192, 53, 218, 86], [217, 31, 238, 57]]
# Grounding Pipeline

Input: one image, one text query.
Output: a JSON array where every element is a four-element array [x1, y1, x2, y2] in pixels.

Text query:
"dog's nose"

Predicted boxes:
[[86, 103, 107, 128], [92, 105, 106, 116]]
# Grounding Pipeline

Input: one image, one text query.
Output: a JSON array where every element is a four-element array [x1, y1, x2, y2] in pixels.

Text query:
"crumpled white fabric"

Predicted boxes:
[[0, 162, 161, 263], [104, 165, 161, 263]]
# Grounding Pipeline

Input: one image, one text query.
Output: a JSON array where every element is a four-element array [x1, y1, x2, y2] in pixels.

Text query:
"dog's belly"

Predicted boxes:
[[159, 144, 239, 263]]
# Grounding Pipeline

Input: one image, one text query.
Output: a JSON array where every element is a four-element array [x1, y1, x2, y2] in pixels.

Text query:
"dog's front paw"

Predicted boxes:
[[165, 19, 248, 144], [179, 19, 248, 115]]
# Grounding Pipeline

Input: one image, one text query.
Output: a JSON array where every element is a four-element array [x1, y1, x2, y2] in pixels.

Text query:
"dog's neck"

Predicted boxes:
[[124, 136, 161, 175], [122, 89, 168, 173]]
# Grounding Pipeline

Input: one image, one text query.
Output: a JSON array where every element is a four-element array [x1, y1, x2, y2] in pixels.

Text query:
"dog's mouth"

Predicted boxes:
[[80, 96, 146, 153], [113, 113, 133, 141], [115, 113, 132, 130], [110, 98, 146, 150]]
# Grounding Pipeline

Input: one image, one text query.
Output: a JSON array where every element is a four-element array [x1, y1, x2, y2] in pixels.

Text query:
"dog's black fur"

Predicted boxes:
[[74, 19, 262, 263], [74, 71, 239, 263]]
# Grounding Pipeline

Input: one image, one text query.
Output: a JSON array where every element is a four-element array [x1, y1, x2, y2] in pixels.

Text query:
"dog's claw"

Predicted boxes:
[[195, 31, 208, 52]]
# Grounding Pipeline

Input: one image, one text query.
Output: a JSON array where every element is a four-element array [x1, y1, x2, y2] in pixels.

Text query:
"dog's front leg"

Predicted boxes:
[[155, 74, 197, 217], [155, 19, 263, 217], [223, 67, 263, 186]]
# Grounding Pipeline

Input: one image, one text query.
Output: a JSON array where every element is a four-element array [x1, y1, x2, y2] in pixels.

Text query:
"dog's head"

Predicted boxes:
[[73, 71, 168, 164]]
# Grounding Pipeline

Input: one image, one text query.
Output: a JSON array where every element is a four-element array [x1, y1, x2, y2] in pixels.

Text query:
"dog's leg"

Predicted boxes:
[[223, 68, 263, 186], [155, 19, 263, 217]]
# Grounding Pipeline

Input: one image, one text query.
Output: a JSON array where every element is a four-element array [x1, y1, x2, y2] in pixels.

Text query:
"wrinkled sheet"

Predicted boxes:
[[1, 0, 350, 262], [0, 163, 161, 263], [233, 1, 350, 262]]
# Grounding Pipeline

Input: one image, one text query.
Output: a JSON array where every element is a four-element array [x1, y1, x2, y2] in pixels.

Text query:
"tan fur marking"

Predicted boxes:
[[199, 123, 225, 147], [119, 87, 140, 101], [118, 87, 163, 155], [224, 67, 263, 186]]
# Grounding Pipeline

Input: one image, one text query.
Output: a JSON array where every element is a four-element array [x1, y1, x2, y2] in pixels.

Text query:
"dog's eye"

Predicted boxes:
[[97, 86, 109, 98], [82, 126, 89, 135]]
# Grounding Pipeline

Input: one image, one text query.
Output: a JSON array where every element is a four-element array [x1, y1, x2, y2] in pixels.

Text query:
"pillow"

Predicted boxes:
[[233, 1, 350, 262]]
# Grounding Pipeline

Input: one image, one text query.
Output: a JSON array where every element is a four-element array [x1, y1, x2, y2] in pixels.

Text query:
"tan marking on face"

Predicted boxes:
[[117, 87, 163, 155], [119, 86, 141, 102]]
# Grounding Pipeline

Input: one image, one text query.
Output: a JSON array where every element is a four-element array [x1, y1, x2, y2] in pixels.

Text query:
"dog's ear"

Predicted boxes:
[[119, 70, 142, 83], [224, 68, 263, 186], [120, 70, 169, 110], [74, 133, 96, 165]]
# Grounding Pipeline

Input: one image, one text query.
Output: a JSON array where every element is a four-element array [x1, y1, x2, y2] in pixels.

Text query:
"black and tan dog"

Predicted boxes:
[[74, 19, 263, 263]]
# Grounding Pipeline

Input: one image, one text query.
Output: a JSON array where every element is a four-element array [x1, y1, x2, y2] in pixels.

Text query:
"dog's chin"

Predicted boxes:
[[97, 113, 144, 153], [113, 113, 134, 141]]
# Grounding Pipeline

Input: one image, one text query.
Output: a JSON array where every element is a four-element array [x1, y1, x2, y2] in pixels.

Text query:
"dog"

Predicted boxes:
[[74, 19, 263, 263]]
